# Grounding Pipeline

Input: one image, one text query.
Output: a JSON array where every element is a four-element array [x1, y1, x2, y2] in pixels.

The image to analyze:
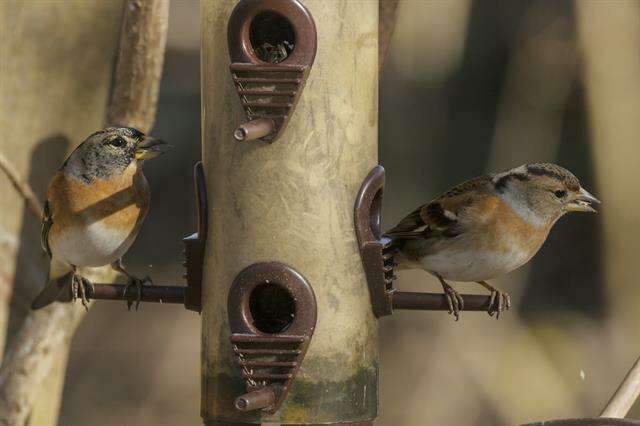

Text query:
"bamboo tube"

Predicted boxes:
[[201, 0, 378, 424]]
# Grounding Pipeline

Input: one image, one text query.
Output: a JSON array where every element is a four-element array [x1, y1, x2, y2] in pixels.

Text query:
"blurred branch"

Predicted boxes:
[[379, 0, 399, 72], [0, 302, 88, 426], [600, 355, 640, 418], [107, 0, 170, 133], [0, 1, 169, 424], [575, 0, 640, 316], [0, 151, 43, 219], [26, 352, 68, 426], [576, 2, 640, 419]]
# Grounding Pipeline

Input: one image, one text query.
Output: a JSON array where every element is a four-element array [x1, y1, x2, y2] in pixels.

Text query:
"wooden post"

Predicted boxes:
[[201, 0, 378, 424]]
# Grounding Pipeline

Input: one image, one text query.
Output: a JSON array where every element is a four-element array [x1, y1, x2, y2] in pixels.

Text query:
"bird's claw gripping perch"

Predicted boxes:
[[486, 291, 511, 319], [439, 279, 464, 320], [479, 280, 511, 319], [71, 274, 93, 311], [123, 275, 154, 311]]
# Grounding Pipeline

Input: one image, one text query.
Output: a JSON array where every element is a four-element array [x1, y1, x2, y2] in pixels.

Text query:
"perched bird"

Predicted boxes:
[[31, 126, 171, 311], [384, 163, 600, 319]]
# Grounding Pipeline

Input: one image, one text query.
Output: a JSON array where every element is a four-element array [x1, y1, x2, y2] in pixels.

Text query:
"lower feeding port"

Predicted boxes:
[[227, 262, 317, 415], [233, 118, 275, 141]]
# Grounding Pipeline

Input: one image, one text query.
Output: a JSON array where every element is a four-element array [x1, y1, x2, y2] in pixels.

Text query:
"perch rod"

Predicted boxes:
[[392, 292, 494, 311], [56, 284, 185, 305]]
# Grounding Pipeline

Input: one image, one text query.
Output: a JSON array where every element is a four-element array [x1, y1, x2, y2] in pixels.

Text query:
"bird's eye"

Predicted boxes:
[[554, 189, 567, 198], [109, 137, 126, 147]]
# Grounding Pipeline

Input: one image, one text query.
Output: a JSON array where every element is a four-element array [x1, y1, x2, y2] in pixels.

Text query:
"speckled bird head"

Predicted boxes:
[[61, 127, 171, 184], [493, 163, 600, 223]]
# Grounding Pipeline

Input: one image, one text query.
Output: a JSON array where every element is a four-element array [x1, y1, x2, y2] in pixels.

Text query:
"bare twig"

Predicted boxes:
[[600, 355, 640, 418], [0, 151, 43, 219], [0, 302, 87, 426], [107, 0, 170, 133], [0, 1, 169, 424]]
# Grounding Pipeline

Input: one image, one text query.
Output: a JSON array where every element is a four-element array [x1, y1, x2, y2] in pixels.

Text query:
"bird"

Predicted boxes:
[[384, 163, 600, 320], [31, 126, 171, 311]]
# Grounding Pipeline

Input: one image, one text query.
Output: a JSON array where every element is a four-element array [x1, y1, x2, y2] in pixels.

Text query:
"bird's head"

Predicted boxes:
[[493, 163, 600, 224], [62, 126, 172, 183]]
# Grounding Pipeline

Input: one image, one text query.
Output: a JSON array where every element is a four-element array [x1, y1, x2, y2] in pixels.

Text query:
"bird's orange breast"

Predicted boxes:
[[47, 162, 150, 235], [475, 195, 550, 256]]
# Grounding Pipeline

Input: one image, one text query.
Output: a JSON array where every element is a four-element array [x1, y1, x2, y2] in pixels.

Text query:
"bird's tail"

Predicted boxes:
[[31, 259, 73, 310], [382, 230, 430, 271], [382, 229, 428, 251]]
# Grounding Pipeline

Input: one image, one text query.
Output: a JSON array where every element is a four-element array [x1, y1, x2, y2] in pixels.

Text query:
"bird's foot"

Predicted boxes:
[[123, 275, 153, 311], [486, 289, 511, 319], [71, 274, 93, 311], [440, 281, 464, 320]]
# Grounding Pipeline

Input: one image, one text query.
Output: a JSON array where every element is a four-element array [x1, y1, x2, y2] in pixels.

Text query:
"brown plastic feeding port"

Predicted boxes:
[[353, 165, 394, 317], [182, 161, 207, 312], [227, 262, 317, 414], [227, 0, 317, 142]]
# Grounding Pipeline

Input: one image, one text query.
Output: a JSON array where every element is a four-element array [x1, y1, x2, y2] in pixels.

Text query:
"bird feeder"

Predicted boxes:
[[202, 0, 378, 424]]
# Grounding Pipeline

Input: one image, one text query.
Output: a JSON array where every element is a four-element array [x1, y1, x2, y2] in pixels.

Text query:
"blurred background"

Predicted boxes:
[[2, 0, 639, 425]]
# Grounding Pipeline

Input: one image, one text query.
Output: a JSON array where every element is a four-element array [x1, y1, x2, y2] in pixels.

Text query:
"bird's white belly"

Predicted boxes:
[[51, 221, 136, 267], [419, 249, 529, 282]]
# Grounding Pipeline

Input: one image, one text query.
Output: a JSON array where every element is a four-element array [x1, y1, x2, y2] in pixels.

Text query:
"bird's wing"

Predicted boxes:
[[385, 174, 493, 239], [41, 199, 53, 257]]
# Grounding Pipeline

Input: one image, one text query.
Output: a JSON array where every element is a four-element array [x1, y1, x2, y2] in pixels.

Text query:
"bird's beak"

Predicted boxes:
[[135, 137, 172, 161], [564, 187, 601, 213]]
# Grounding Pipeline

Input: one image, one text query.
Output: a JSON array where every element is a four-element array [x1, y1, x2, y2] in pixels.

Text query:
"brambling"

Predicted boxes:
[[384, 163, 600, 319], [31, 127, 171, 311]]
